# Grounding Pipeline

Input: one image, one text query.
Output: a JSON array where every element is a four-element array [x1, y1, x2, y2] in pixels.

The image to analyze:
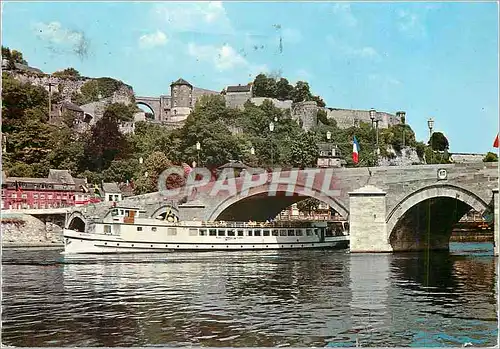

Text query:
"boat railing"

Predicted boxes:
[[196, 221, 325, 229]]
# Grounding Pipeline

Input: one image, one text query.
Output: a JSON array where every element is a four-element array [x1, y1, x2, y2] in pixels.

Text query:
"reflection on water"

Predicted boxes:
[[1, 243, 497, 347]]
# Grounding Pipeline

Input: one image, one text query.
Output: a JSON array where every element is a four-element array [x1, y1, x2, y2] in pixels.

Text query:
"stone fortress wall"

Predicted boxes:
[[8, 68, 402, 133]]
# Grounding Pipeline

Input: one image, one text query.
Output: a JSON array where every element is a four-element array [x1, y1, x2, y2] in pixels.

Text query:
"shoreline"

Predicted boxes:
[[2, 242, 64, 250]]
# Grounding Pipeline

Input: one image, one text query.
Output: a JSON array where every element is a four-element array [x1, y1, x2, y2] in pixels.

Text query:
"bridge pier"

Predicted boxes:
[[494, 188, 499, 256], [348, 185, 392, 253]]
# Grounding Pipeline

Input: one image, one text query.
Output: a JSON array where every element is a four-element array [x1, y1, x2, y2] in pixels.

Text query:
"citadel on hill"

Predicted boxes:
[[133, 78, 403, 133], [3, 59, 403, 134]]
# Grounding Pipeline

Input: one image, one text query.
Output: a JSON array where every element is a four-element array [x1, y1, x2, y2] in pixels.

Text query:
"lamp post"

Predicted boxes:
[[397, 111, 407, 148], [369, 108, 376, 128], [369, 108, 379, 163], [196, 141, 201, 167], [269, 122, 275, 167], [47, 76, 55, 123], [427, 117, 434, 141], [326, 131, 332, 141]]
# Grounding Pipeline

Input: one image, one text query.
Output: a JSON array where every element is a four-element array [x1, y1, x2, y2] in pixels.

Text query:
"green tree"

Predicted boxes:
[[83, 115, 131, 172], [292, 81, 312, 103], [483, 152, 498, 162], [133, 151, 173, 194], [275, 78, 294, 100], [103, 102, 135, 121], [297, 198, 321, 215], [430, 132, 449, 151], [2, 73, 48, 132], [52, 68, 81, 78], [102, 159, 140, 182]]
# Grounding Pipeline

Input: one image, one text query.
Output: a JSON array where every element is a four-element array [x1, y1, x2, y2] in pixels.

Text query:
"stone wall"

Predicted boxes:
[[2, 214, 63, 246], [292, 101, 319, 131], [9, 71, 89, 101], [250, 97, 293, 110], [325, 108, 400, 129], [225, 91, 253, 109], [8, 71, 135, 107], [378, 147, 423, 166]]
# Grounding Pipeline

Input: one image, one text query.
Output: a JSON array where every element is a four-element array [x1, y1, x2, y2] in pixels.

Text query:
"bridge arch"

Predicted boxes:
[[66, 211, 87, 232], [206, 185, 349, 222], [386, 184, 491, 251], [136, 102, 156, 120], [150, 204, 179, 219]]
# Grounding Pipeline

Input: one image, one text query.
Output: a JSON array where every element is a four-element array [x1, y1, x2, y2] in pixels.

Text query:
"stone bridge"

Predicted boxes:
[[135, 96, 170, 121], [114, 162, 498, 254]]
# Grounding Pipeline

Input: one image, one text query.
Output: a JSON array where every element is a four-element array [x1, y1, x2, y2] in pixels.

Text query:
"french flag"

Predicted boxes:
[[352, 136, 360, 164]]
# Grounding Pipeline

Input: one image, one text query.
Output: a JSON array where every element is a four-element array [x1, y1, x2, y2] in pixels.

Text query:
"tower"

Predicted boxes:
[[170, 78, 193, 121]]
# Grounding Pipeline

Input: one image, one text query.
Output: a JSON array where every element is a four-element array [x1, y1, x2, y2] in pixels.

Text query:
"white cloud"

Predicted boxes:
[[332, 3, 357, 27], [397, 9, 426, 37], [187, 43, 247, 71], [326, 35, 381, 60], [154, 2, 232, 34], [33, 21, 83, 44], [138, 30, 168, 49]]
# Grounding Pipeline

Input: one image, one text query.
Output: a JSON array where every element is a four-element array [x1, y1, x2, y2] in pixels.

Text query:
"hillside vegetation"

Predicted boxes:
[[2, 48, 450, 195]]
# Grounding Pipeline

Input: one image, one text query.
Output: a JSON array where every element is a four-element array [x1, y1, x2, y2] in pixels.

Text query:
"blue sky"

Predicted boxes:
[[2, 1, 498, 153]]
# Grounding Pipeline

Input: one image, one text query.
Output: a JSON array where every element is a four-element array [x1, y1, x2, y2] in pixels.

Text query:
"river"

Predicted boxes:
[[1, 242, 498, 347]]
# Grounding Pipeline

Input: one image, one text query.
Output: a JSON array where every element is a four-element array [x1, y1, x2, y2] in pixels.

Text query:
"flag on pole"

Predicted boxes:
[[493, 133, 499, 148], [352, 136, 360, 164]]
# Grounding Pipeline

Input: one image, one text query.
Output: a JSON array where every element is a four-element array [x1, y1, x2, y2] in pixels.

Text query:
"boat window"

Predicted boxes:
[[200, 229, 207, 236], [120, 210, 124, 215], [288, 229, 295, 236], [247, 230, 253, 236], [167, 228, 177, 236], [152, 227, 157, 232], [189, 229, 198, 236], [314, 228, 320, 235], [218, 230, 225, 236], [137, 227, 143, 232], [306, 229, 313, 236], [296, 229, 303, 236], [111, 209, 118, 216], [209, 229, 217, 236], [227, 229, 235, 236], [254, 230, 261, 236], [125, 210, 129, 216], [272, 229, 279, 236], [263, 230, 270, 236], [104, 225, 111, 234], [237, 230, 244, 236], [279, 230, 287, 236]]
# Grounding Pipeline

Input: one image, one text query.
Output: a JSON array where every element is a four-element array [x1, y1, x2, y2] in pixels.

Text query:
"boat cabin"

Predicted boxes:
[[103, 207, 146, 224]]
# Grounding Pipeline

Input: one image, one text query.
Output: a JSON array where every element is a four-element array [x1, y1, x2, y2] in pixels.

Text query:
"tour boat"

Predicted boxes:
[[62, 205, 350, 254]]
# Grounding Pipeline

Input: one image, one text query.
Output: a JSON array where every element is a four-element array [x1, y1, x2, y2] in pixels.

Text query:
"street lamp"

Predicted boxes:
[[397, 111, 407, 148], [326, 131, 332, 140], [427, 117, 434, 140], [369, 108, 380, 162], [250, 146, 255, 155], [369, 108, 376, 128], [269, 122, 275, 166], [196, 141, 201, 167]]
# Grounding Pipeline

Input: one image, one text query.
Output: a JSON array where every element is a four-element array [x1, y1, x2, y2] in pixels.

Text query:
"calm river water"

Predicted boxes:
[[1, 242, 498, 347]]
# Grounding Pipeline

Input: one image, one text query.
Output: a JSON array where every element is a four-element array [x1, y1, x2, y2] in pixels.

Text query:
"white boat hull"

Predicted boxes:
[[62, 229, 349, 255]]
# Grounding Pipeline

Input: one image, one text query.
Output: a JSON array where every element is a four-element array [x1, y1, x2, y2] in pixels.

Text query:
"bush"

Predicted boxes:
[[483, 152, 498, 162]]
